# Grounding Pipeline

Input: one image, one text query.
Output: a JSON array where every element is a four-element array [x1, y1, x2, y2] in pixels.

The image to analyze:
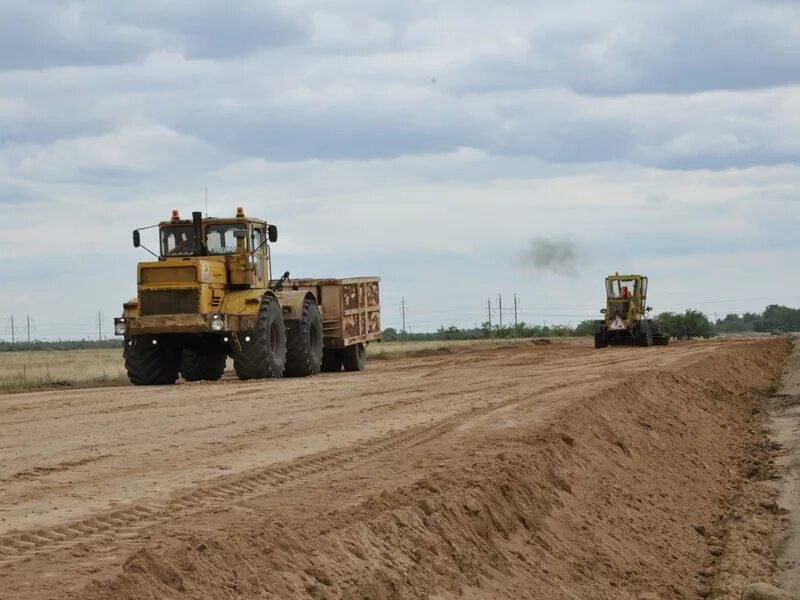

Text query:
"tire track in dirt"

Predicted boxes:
[[0, 379, 573, 567]]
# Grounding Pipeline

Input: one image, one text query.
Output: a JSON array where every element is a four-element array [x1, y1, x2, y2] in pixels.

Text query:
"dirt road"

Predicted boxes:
[[0, 339, 789, 599]]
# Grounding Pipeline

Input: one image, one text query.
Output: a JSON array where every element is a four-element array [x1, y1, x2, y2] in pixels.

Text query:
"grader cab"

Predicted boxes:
[[115, 208, 381, 385], [594, 273, 669, 348]]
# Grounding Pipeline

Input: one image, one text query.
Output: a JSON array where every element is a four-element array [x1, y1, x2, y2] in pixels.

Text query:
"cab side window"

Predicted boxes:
[[253, 228, 263, 253]]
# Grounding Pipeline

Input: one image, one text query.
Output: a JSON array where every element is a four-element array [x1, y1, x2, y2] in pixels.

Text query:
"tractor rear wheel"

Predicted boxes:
[[181, 349, 227, 381], [321, 348, 343, 372], [640, 321, 654, 347], [123, 336, 180, 385], [284, 298, 324, 377], [233, 296, 287, 379], [341, 343, 366, 372]]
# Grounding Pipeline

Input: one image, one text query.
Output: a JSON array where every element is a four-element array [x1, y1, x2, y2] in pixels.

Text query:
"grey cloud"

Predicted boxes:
[[104, 1, 311, 59], [0, 3, 152, 70], [521, 239, 580, 276], [172, 99, 474, 161], [0, 181, 43, 205], [445, 2, 800, 96]]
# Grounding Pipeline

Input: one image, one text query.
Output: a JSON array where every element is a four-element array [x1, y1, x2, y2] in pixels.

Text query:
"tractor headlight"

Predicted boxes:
[[210, 316, 224, 332], [114, 319, 126, 336]]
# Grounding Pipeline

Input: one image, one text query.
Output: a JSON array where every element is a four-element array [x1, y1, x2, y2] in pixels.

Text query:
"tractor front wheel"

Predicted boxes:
[[123, 336, 180, 385], [181, 349, 227, 381], [594, 332, 608, 349]]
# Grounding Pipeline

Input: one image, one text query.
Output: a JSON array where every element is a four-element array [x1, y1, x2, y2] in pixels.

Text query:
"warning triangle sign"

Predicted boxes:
[[610, 315, 626, 330]]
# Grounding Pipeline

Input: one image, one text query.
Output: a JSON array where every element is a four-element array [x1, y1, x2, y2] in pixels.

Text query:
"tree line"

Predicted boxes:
[[384, 304, 799, 342], [1, 304, 796, 351]]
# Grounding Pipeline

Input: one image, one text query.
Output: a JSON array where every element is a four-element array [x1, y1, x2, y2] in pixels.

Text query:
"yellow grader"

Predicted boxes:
[[594, 273, 669, 348], [115, 208, 381, 384]]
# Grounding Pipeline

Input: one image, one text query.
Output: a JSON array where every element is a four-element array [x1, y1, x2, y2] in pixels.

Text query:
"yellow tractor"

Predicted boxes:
[[115, 208, 381, 384], [594, 273, 669, 348]]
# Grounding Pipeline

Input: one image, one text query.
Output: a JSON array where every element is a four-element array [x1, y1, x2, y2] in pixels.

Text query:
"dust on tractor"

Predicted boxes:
[[593, 273, 669, 349], [115, 207, 381, 385]]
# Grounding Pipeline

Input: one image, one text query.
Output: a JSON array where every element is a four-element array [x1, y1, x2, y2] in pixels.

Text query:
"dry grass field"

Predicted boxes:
[[0, 348, 128, 392]]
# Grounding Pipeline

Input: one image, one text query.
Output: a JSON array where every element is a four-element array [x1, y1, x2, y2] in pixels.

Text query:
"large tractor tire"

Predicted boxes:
[[639, 321, 654, 347], [594, 332, 607, 349], [321, 348, 343, 372], [123, 336, 180, 385], [181, 349, 227, 382], [232, 296, 287, 380], [285, 298, 324, 377], [341, 343, 366, 372]]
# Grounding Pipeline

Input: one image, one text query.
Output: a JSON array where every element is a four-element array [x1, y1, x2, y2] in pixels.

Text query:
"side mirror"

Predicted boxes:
[[600, 308, 607, 314], [133, 230, 141, 248], [233, 229, 248, 239], [267, 224, 278, 243]]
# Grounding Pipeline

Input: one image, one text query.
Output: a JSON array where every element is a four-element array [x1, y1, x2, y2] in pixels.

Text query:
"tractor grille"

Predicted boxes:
[[139, 288, 199, 316]]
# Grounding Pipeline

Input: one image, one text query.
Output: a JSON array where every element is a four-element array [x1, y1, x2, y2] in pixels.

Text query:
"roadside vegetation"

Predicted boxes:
[[386, 304, 799, 343], [0, 348, 127, 393]]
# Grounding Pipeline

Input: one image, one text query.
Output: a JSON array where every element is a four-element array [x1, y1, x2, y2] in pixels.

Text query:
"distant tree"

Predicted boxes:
[[573, 319, 597, 336], [657, 310, 714, 339], [382, 328, 399, 341]]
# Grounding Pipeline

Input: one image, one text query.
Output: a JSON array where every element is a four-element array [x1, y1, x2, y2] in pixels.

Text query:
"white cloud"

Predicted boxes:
[[0, 0, 799, 338]]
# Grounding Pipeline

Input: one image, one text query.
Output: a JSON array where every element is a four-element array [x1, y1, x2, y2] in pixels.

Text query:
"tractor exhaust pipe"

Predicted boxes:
[[192, 211, 207, 256]]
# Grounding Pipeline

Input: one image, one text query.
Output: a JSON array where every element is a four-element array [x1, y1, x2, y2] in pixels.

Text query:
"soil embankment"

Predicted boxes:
[[0, 339, 789, 599]]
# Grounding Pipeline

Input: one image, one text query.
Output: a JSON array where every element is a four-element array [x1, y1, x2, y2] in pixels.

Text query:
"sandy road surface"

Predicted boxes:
[[0, 339, 787, 599]]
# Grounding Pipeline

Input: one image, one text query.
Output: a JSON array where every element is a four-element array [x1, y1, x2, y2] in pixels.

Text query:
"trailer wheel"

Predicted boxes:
[[342, 343, 366, 372], [285, 298, 324, 377], [233, 296, 287, 379], [321, 349, 343, 372], [181, 349, 226, 382], [123, 336, 180, 385]]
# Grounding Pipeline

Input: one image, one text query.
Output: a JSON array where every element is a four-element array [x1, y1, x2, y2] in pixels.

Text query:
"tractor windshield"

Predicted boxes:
[[161, 226, 196, 256], [607, 279, 638, 298], [206, 224, 248, 255]]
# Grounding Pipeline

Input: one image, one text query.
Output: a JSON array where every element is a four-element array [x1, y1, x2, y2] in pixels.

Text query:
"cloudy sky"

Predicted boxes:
[[1, 0, 799, 339]]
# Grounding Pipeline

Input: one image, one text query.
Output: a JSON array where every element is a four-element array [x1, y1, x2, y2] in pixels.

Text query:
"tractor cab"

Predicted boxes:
[[605, 274, 647, 321]]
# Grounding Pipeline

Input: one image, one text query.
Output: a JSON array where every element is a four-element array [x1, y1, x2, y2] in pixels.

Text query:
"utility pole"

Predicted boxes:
[[401, 297, 407, 333], [97, 311, 103, 341], [26, 315, 31, 343], [498, 294, 503, 328], [10, 315, 14, 344], [513, 293, 518, 327], [487, 298, 492, 329]]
